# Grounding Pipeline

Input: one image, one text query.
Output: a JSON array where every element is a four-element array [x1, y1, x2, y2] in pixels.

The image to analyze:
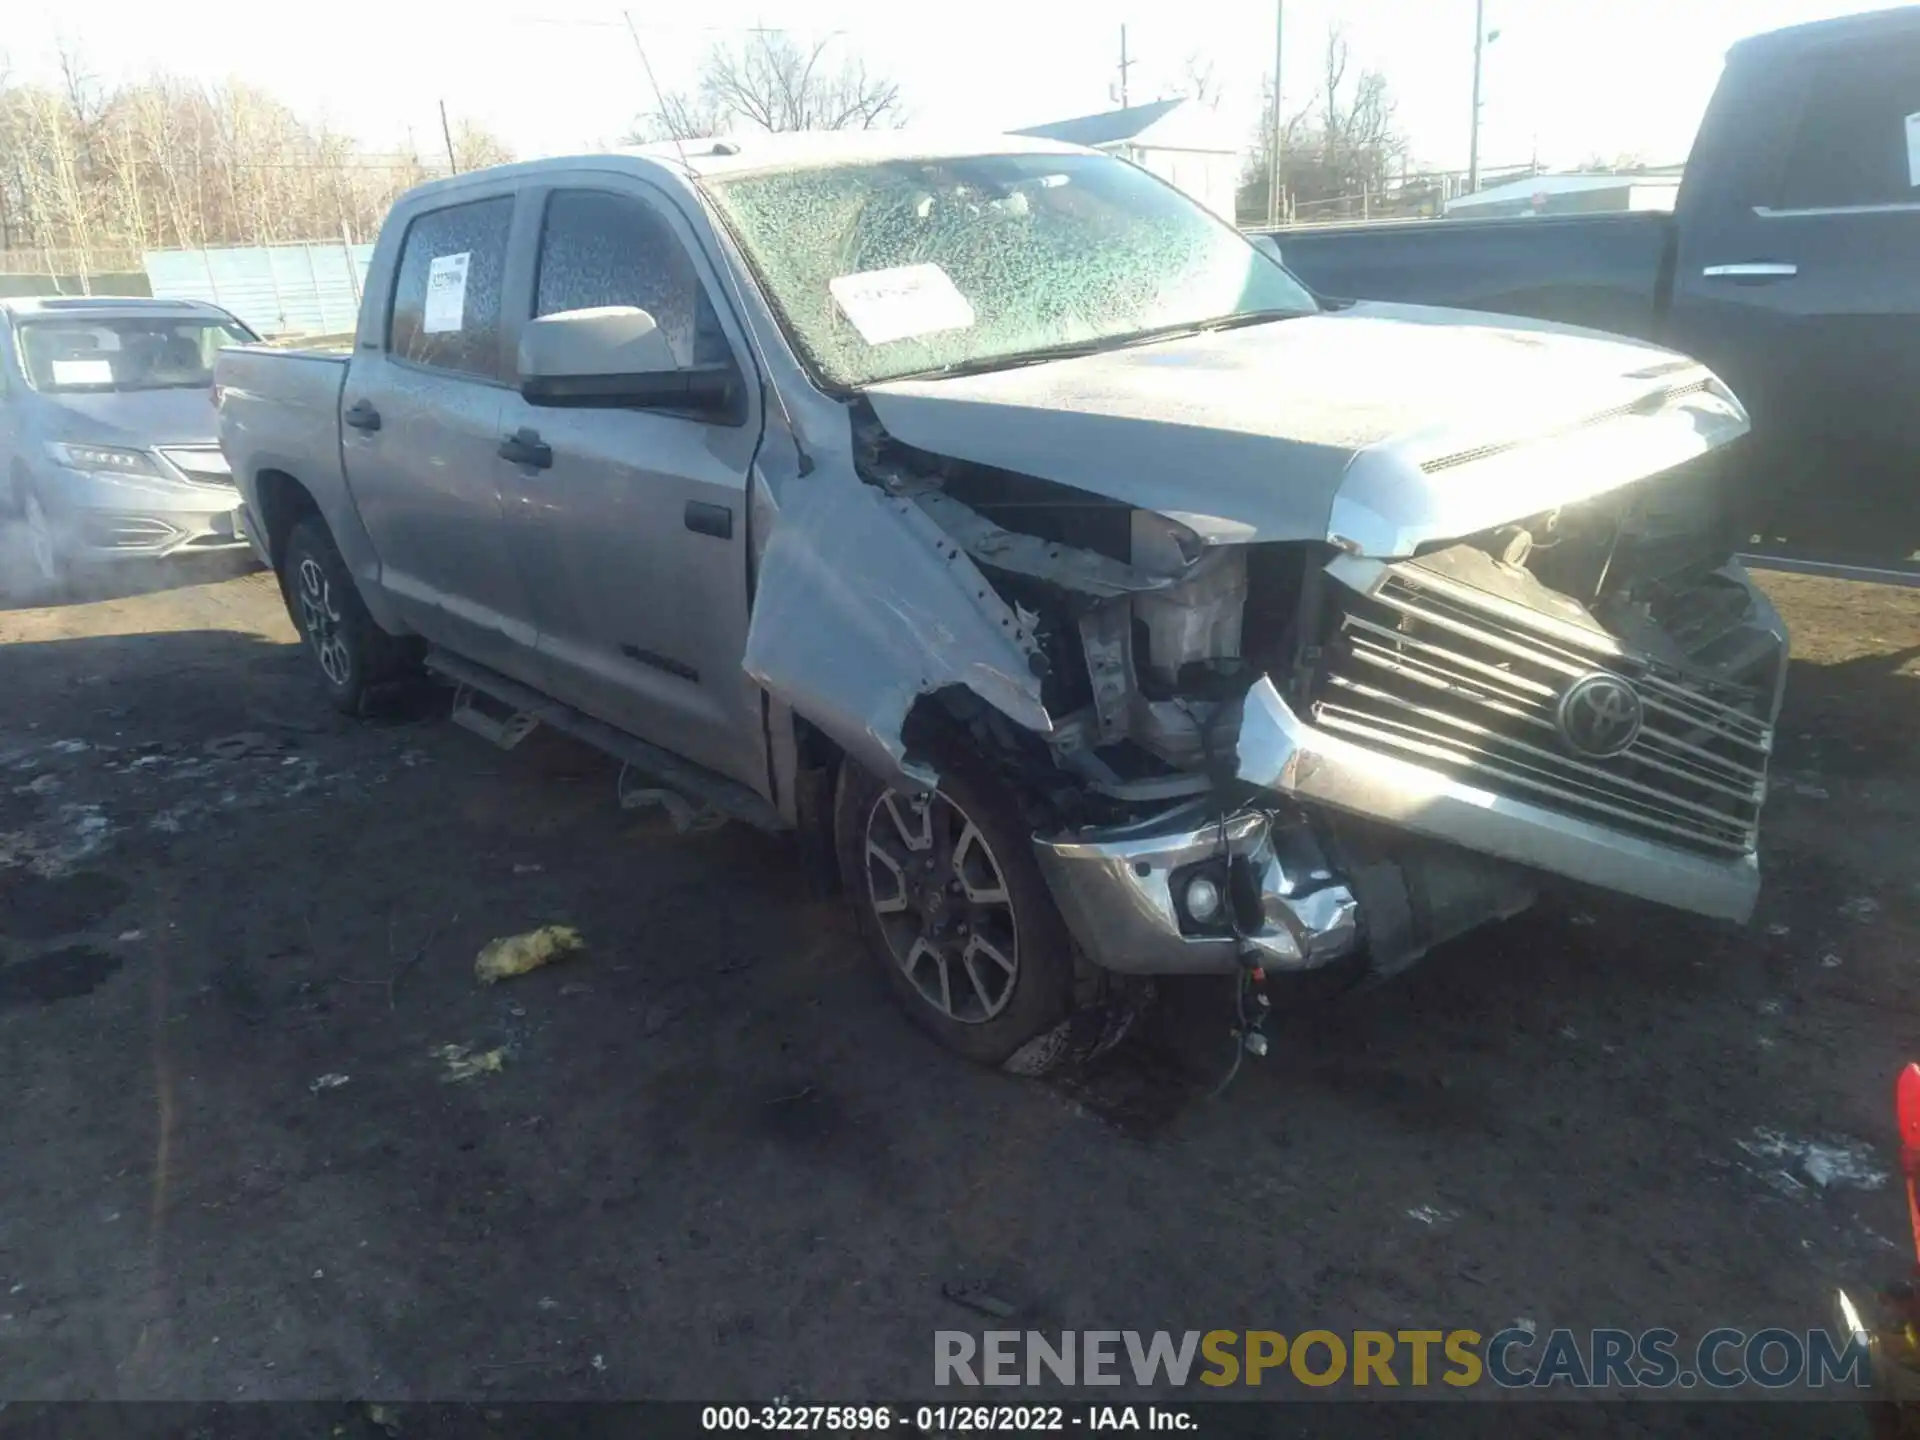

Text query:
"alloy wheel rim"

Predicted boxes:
[[863, 789, 1019, 1024], [296, 556, 352, 687]]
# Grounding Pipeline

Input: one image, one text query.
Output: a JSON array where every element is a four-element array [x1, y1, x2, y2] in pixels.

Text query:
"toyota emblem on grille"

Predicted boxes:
[[1556, 672, 1644, 758]]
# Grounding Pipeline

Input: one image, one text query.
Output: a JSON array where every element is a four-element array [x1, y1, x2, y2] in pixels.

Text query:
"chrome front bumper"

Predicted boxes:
[[1031, 671, 1759, 981], [1235, 676, 1760, 923], [1033, 803, 1360, 975], [66, 507, 251, 560], [46, 471, 250, 562]]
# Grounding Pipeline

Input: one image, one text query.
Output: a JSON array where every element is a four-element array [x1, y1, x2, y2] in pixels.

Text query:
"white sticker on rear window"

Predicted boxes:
[[50, 359, 114, 386], [423, 252, 471, 334], [1907, 112, 1920, 188], [828, 263, 975, 347]]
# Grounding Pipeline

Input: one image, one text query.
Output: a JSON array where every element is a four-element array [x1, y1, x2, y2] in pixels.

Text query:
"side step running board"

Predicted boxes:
[[450, 683, 542, 750], [425, 649, 784, 833]]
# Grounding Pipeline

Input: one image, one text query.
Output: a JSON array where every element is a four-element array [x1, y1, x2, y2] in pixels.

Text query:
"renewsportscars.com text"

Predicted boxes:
[[934, 1328, 1872, 1391]]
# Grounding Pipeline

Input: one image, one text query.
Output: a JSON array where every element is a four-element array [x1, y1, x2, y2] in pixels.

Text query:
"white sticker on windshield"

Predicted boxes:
[[1907, 112, 1920, 188], [423, 252, 471, 334], [50, 358, 114, 386], [829, 263, 975, 346]]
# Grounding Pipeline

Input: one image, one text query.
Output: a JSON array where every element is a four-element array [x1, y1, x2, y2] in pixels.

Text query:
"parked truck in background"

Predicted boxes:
[[1269, 6, 1920, 586], [216, 132, 1787, 1070]]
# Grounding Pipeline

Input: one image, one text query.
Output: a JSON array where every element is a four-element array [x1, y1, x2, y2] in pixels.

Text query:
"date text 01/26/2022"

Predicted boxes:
[[700, 1405, 1196, 1431]]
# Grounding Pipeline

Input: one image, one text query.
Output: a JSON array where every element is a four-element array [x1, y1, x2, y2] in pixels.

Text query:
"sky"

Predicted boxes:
[[3, 0, 1886, 176]]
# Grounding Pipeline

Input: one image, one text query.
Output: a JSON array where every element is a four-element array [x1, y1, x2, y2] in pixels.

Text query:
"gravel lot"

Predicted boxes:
[[2, 549, 1917, 1435]]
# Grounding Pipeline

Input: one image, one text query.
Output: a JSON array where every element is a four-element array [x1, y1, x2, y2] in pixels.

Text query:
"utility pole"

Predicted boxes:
[[1116, 25, 1135, 109], [1266, 0, 1284, 227], [1467, 0, 1485, 194], [438, 99, 460, 175]]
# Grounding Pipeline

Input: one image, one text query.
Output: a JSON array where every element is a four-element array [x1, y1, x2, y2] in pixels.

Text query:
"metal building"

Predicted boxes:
[[144, 241, 375, 339], [1011, 98, 1242, 222]]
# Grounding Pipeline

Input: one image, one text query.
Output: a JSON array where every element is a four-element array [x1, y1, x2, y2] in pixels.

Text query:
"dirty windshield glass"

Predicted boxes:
[[705, 152, 1315, 389], [16, 316, 253, 393]]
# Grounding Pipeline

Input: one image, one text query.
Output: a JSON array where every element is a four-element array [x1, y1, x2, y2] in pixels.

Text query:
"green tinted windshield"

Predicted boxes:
[[705, 152, 1315, 389]]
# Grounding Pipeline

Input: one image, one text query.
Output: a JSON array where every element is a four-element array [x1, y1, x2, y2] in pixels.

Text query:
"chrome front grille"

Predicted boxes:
[[159, 446, 234, 486], [1313, 561, 1777, 858]]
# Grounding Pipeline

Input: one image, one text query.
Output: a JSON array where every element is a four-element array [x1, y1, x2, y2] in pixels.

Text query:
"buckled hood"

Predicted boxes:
[[862, 300, 1749, 555]]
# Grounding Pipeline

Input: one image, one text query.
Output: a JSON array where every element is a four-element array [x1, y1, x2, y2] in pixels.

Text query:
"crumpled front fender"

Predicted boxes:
[[741, 472, 1052, 793]]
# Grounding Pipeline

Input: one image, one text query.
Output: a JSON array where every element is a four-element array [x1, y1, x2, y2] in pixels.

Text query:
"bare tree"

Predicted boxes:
[[625, 89, 728, 145], [1576, 152, 1650, 174], [0, 45, 514, 276], [449, 117, 514, 172], [54, 40, 101, 129], [1178, 54, 1224, 111], [1239, 25, 1407, 223], [1236, 76, 1316, 222], [627, 30, 904, 141]]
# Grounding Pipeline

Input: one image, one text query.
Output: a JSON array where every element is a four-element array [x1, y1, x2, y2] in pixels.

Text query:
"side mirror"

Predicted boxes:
[[1250, 234, 1284, 266], [518, 306, 734, 413]]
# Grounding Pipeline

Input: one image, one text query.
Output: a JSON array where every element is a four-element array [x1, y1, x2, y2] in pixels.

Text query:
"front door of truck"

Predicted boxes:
[[341, 190, 546, 683], [493, 178, 768, 797], [1671, 37, 1920, 580]]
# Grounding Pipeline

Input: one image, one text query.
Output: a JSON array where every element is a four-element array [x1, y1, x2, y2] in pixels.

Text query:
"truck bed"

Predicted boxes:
[[257, 332, 356, 354], [1267, 211, 1677, 346], [217, 347, 348, 455], [215, 343, 352, 561]]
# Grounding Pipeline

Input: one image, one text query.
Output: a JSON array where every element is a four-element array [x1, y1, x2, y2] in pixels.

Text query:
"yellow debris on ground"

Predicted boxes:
[[473, 924, 583, 985], [435, 1043, 506, 1083]]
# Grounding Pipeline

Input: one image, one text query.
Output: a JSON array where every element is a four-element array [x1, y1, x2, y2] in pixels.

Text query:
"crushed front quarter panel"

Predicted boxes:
[[741, 469, 1052, 793]]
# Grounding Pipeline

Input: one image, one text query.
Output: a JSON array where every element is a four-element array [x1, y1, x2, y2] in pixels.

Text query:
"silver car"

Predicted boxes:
[[0, 296, 259, 588]]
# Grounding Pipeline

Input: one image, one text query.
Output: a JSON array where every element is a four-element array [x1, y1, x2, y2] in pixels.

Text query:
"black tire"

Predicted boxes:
[[20, 484, 68, 594], [278, 515, 410, 715], [834, 748, 1075, 1067]]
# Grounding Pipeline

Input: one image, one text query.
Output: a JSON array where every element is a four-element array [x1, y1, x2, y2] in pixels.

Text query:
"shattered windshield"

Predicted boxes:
[[705, 152, 1315, 389]]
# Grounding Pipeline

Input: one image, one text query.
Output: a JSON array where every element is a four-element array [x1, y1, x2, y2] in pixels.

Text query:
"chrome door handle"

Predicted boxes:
[[1702, 262, 1798, 279]]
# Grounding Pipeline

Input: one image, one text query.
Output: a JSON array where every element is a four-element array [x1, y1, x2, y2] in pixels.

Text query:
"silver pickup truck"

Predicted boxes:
[[216, 132, 1787, 1070]]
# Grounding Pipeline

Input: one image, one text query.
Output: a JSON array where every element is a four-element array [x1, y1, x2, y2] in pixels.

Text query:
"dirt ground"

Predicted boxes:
[[3, 548, 1919, 1432]]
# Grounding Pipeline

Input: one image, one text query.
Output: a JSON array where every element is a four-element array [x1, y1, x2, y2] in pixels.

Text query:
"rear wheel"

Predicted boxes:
[[279, 516, 411, 715], [835, 749, 1075, 1067]]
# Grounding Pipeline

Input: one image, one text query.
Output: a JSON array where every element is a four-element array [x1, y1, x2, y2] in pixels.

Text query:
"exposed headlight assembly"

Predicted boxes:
[[45, 442, 161, 478]]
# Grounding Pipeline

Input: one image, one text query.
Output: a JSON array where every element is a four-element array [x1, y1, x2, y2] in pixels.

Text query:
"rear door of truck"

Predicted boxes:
[[338, 185, 545, 684], [488, 170, 770, 796], [1671, 22, 1920, 578]]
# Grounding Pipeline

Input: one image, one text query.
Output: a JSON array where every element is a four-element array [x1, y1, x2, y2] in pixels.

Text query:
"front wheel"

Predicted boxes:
[[22, 490, 66, 592], [278, 516, 409, 715], [835, 750, 1075, 1067]]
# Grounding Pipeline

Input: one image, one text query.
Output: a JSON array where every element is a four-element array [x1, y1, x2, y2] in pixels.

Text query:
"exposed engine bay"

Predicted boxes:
[[839, 403, 1786, 984]]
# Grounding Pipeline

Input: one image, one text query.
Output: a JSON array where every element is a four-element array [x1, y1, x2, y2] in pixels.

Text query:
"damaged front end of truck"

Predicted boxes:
[[744, 326, 1787, 1012]]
